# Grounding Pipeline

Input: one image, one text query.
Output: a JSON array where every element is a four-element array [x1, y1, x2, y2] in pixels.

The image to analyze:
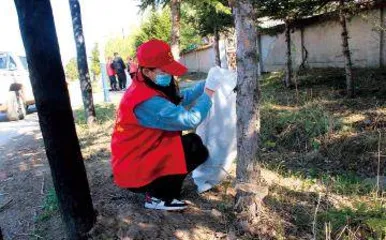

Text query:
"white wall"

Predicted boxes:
[[181, 8, 385, 73], [180, 47, 215, 73], [261, 8, 385, 71], [180, 39, 229, 73]]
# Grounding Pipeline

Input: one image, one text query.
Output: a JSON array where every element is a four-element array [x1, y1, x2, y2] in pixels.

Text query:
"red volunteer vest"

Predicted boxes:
[[111, 73, 187, 188]]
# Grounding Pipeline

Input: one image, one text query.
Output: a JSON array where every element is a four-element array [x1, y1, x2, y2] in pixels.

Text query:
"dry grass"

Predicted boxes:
[[257, 68, 386, 239], [29, 69, 385, 239]]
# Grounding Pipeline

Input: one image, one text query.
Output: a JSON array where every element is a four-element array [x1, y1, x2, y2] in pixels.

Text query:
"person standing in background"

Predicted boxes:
[[126, 56, 132, 71], [128, 56, 138, 79], [106, 56, 118, 91], [112, 52, 127, 90]]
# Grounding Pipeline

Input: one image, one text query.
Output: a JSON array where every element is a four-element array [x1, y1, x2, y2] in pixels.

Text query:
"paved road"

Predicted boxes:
[[0, 81, 123, 148], [0, 106, 40, 147], [0, 79, 199, 148]]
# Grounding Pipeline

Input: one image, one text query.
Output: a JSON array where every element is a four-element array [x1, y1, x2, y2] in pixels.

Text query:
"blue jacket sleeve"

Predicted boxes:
[[134, 93, 212, 131], [180, 81, 205, 106]]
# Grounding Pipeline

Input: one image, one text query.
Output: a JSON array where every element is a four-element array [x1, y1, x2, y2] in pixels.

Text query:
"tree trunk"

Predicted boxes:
[[380, 7, 384, 68], [284, 20, 293, 87], [299, 27, 309, 71], [13, 0, 96, 238], [213, 28, 221, 67], [233, 0, 267, 236], [339, 0, 355, 98], [170, 0, 181, 60], [69, 0, 96, 124]]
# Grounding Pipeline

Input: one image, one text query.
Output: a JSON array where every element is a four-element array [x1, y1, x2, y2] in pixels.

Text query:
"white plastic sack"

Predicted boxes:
[[193, 67, 237, 193]]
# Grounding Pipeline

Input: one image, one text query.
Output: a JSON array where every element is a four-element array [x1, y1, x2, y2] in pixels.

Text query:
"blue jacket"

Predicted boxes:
[[134, 81, 212, 131]]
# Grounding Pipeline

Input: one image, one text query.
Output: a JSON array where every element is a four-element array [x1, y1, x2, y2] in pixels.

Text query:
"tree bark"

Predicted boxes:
[[170, 0, 181, 60], [380, 7, 384, 68], [213, 28, 221, 66], [233, 0, 267, 236], [339, 0, 355, 98], [69, 0, 96, 124], [258, 33, 264, 73], [13, 0, 96, 238], [284, 20, 293, 87], [299, 27, 309, 71]]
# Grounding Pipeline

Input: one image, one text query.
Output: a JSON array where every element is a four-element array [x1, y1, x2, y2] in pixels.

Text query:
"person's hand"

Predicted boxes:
[[204, 88, 215, 97], [205, 66, 223, 91]]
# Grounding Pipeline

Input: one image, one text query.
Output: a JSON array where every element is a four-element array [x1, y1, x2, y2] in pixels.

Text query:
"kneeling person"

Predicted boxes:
[[111, 39, 223, 211]]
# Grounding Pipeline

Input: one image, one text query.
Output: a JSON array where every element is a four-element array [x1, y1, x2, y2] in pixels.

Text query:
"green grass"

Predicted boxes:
[[260, 69, 386, 175], [36, 188, 59, 222], [260, 70, 343, 152], [261, 103, 338, 151], [321, 200, 386, 239], [258, 69, 386, 239], [321, 173, 375, 196], [298, 68, 386, 97], [263, 161, 375, 196], [74, 103, 116, 126], [179, 71, 207, 82]]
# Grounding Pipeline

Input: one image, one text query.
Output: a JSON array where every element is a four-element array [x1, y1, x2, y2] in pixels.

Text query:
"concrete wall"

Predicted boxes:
[[180, 39, 229, 73], [180, 8, 385, 73], [261, 8, 386, 72], [180, 46, 216, 73], [260, 30, 303, 72]]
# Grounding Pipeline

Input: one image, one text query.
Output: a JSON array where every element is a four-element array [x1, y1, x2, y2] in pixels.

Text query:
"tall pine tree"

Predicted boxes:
[[189, 0, 233, 66]]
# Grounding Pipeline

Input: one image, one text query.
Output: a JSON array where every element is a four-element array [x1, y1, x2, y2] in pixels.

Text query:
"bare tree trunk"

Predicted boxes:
[[339, 0, 355, 98], [233, 0, 267, 236], [170, 0, 181, 60], [299, 27, 309, 71], [284, 20, 293, 87], [69, 0, 96, 124], [14, 0, 95, 238], [213, 28, 221, 66], [380, 7, 384, 68]]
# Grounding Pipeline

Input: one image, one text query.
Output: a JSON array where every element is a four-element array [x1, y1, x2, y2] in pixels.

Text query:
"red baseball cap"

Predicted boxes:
[[136, 39, 187, 76]]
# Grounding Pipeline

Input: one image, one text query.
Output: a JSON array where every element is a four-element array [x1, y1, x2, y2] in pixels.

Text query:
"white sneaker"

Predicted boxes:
[[144, 194, 187, 211]]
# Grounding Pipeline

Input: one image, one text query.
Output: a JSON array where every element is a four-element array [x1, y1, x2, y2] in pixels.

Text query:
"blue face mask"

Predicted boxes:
[[155, 74, 172, 87]]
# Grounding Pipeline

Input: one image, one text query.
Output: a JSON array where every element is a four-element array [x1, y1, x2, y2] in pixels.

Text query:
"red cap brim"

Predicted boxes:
[[159, 60, 187, 76]]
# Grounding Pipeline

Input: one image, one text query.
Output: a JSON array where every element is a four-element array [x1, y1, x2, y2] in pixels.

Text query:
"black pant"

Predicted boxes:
[[109, 75, 117, 90], [129, 72, 136, 79], [129, 133, 209, 200], [117, 72, 127, 89]]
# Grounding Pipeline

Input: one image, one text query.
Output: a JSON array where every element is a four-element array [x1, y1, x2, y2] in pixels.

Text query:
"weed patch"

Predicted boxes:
[[321, 200, 386, 239], [36, 188, 58, 222], [74, 103, 116, 126]]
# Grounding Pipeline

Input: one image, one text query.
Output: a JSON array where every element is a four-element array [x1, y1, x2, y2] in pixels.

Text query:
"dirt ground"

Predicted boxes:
[[0, 119, 66, 239], [0, 111, 237, 240], [1, 69, 386, 240]]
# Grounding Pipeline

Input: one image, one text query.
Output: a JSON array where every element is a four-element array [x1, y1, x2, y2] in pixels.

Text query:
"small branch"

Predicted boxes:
[[376, 130, 382, 197], [0, 178, 14, 183], [312, 192, 322, 240], [12, 233, 43, 239], [41, 176, 45, 195], [0, 199, 13, 212], [336, 225, 348, 240], [325, 222, 330, 240]]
